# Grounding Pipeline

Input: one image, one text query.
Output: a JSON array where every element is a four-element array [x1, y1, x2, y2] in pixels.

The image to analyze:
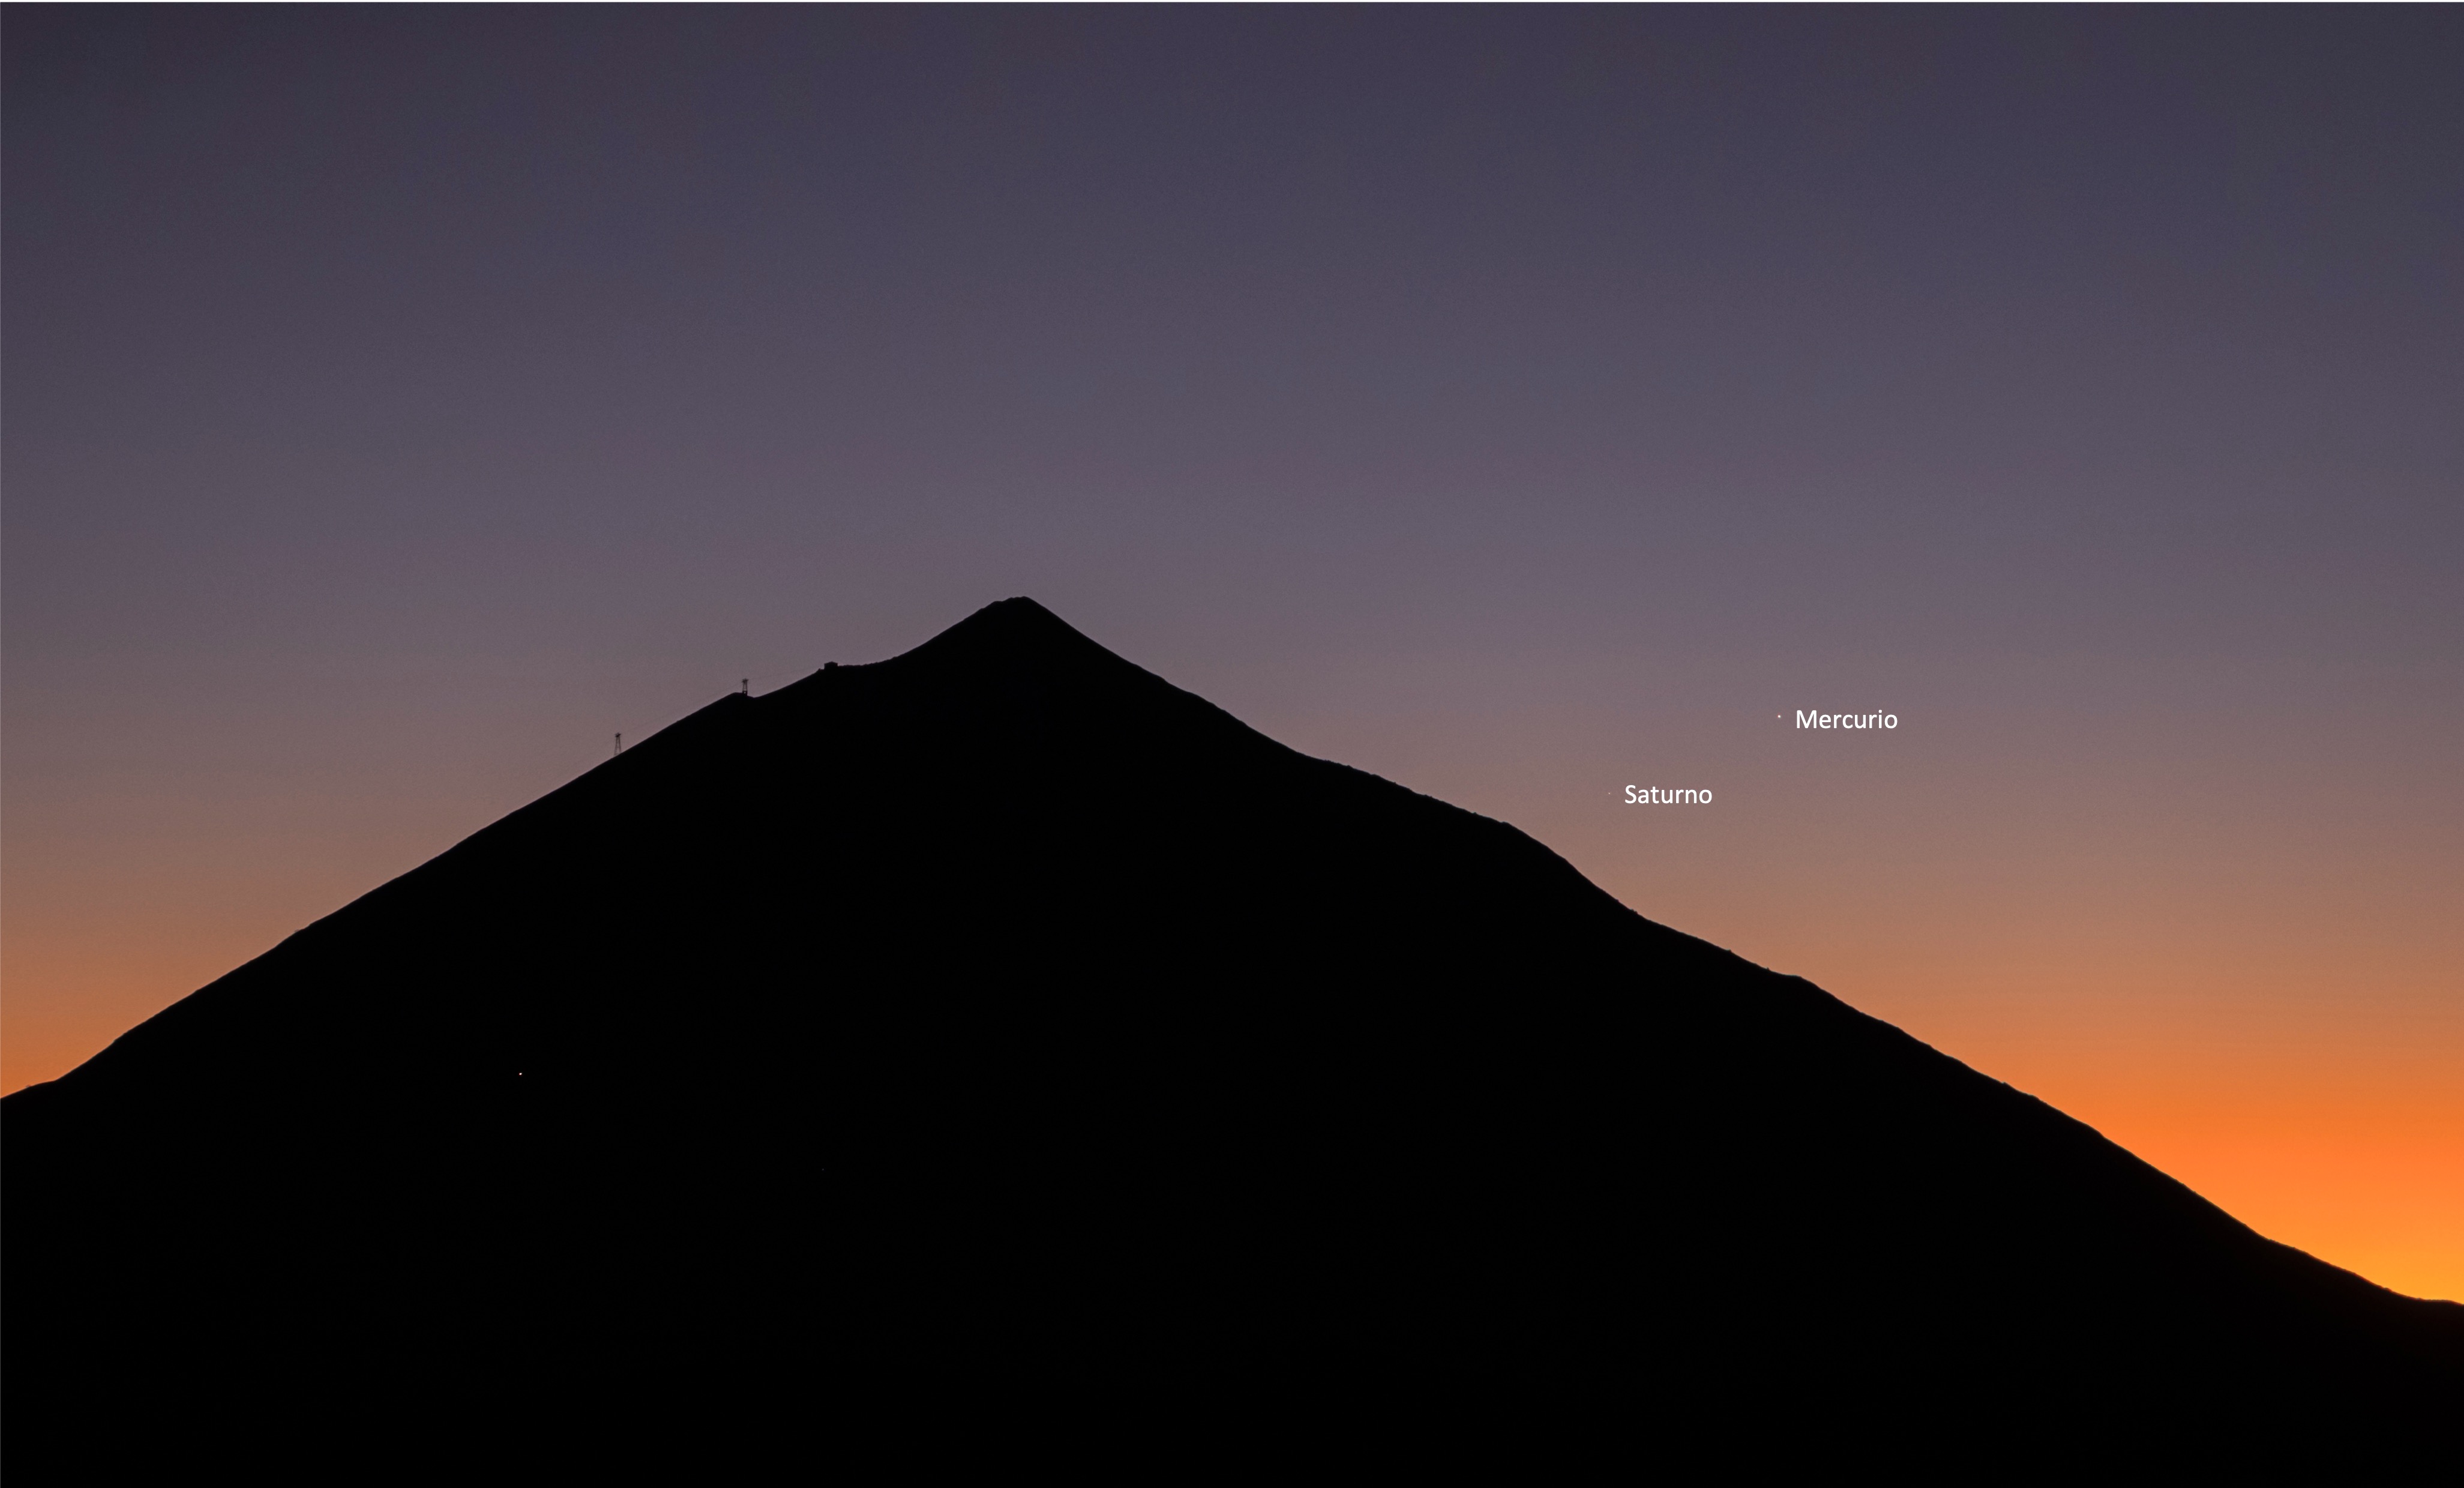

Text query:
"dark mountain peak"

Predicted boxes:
[[933, 594, 1082, 643], [772, 595, 1246, 755], [873, 596, 1124, 678]]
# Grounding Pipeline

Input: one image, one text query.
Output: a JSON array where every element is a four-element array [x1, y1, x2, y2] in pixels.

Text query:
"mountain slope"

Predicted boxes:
[[8, 598, 2457, 1462]]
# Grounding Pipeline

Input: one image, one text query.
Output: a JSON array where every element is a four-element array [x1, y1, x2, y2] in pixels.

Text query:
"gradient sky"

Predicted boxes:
[[6, 10, 2460, 1298]]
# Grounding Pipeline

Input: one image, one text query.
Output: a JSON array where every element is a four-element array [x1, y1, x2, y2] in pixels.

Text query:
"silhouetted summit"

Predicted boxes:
[[9, 599, 2457, 1463]]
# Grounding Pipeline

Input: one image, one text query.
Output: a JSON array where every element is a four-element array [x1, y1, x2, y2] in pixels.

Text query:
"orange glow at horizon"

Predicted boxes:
[[1860, 986, 2464, 1304]]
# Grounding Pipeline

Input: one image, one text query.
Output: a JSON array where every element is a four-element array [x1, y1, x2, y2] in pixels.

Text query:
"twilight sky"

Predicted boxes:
[[5, 10, 2460, 1296]]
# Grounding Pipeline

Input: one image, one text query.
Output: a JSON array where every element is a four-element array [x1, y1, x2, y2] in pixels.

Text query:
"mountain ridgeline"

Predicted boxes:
[[8, 599, 2457, 1460]]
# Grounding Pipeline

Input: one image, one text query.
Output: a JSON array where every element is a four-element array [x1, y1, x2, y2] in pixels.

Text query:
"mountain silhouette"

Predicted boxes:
[[8, 598, 2457, 1466]]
